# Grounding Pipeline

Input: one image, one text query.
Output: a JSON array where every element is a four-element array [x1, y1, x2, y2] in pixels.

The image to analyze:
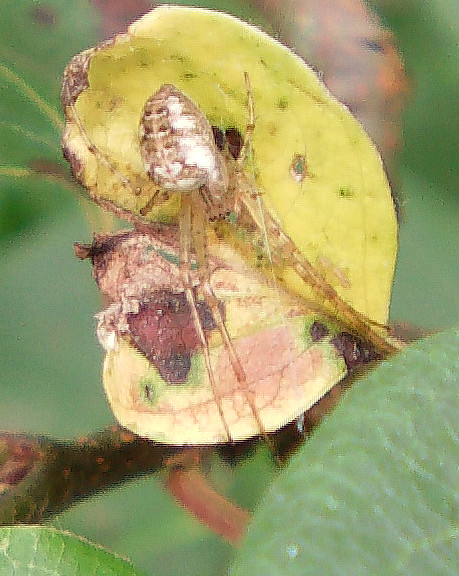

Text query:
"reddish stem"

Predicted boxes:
[[166, 468, 251, 544]]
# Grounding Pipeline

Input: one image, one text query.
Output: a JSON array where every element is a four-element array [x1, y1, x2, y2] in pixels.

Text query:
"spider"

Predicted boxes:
[[133, 74, 399, 353], [63, 69, 400, 443], [127, 75, 265, 440]]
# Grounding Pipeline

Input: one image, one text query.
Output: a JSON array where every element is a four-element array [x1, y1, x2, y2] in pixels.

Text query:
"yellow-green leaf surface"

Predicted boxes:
[[61, 5, 397, 325], [98, 229, 346, 444]]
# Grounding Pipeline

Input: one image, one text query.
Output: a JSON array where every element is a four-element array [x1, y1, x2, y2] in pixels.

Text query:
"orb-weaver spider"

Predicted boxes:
[[63, 64, 399, 443]]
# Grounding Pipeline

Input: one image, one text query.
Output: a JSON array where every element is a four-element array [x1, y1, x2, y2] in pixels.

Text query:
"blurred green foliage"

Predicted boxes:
[[232, 326, 459, 576], [373, 0, 459, 328], [0, 1, 457, 575], [0, 526, 143, 576]]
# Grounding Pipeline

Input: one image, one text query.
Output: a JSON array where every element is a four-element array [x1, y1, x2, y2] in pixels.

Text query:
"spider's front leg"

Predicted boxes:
[[177, 191, 232, 441], [188, 190, 269, 442]]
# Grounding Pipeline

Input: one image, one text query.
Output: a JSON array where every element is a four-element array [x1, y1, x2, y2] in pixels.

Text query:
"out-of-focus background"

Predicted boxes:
[[0, 1, 457, 574]]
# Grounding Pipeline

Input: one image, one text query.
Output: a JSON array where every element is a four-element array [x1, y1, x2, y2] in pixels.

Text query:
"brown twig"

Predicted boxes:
[[0, 427, 186, 525]]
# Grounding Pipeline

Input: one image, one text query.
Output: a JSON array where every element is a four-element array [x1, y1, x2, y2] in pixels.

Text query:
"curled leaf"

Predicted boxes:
[[84, 227, 349, 444]]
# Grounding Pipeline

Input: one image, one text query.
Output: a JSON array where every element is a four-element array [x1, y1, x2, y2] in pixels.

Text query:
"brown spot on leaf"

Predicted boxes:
[[337, 186, 355, 198], [277, 97, 289, 110], [212, 126, 226, 151], [331, 332, 380, 371], [310, 321, 329, 342], [225, 128, 243, 159], [126, 291, 216, 384], [290, 154, 308, 182], [31, 5, 58, 26]]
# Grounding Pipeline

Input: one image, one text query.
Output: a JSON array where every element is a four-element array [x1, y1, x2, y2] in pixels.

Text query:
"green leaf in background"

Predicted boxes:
[[0, 0, 110, 437], [0, 526, 145, 576], [376, 0, 459, 330], [0, 0, 100, 237], [231, 326, 459, 575]]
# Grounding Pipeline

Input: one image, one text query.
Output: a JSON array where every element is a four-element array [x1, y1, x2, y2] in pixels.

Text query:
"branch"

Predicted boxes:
[[0, 427, 187, 525]]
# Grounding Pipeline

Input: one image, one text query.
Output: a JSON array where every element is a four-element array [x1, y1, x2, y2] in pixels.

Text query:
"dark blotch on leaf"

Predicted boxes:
[[338, 186, 354, 198], [331, 332, 380, 371], [212, 126, 226, 151], [225, 128, 243, 159], [277, 97, 289, 110], [212, 126, 242, 159], [31, 5, 58, 26], [290, 154, 307, 182], [153, 352, 192, 386], [127, 292, 217, 384], [310, 321, 329, 342], [170, 53, 186, 63]]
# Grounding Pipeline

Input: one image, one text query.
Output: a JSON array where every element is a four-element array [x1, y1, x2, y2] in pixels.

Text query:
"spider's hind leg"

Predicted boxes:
[[236, 72, 255, 168], [188, 191, 272, 445], [178, 192, 233, 442], [66, 102, 137, 192]]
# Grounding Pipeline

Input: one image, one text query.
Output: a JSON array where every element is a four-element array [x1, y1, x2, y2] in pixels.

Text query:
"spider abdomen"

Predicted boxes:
[[139, 84, 228, 201]]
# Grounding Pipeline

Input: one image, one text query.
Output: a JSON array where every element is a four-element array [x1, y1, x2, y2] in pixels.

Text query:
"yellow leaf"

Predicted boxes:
[[62, 6, 397, 326]]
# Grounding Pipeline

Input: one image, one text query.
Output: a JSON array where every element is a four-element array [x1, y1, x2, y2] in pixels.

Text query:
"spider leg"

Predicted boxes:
[[239, 190, 403, 356], [67, 103, 136, 191], [179, 192, 233, 442], [231, 77, 279, 295], [139, 189, 162, 216], [190, 191, 274, 444], [235, 72, 255, 169], [230, 74, 400, 356]]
